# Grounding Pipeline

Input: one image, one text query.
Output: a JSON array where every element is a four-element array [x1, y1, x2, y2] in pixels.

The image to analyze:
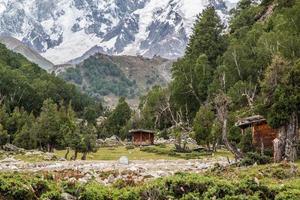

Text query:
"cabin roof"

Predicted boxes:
[[129, 129, 155, 134], [235, 115, 267, 129]]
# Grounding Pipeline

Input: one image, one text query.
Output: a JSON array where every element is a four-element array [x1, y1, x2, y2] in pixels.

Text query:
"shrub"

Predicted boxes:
[[0, 175, 36, 200], [40, 191, 63, 200], [203, 180, 235, 199], [275, 189, 300, 200], [125, 145, 135, 150], [240, 152, 271, 166], [79, 183, 110, 200]]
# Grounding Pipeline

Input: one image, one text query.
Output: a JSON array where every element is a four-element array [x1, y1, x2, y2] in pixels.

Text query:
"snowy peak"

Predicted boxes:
[[0, 0, 237, 64]]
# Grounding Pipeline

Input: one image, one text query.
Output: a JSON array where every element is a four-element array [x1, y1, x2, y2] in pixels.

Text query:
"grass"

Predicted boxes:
[[0, 145, 233, 162], [54, 145, 233, 161]]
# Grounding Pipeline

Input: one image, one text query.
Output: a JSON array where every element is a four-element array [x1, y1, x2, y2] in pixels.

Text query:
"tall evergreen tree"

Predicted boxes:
[[36, 99, 61, 152], [185, 6, 227, 65], [171, 7, 226, 120], [105, 97, 131, 138]]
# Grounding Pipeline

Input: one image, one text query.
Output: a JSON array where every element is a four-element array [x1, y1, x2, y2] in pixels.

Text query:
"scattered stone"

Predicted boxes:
[[119, 156, 129, 165], [59, 157, 67, 161], [43, 153, 57, 161], [25, 151, 43, 156], [61, 193, 76, 200], [105, 135, 124, 146], [2, 144, 25, 153], [107, 174, 115, 183], [254, 177, 260, 185], [0, 157, 20, 163]]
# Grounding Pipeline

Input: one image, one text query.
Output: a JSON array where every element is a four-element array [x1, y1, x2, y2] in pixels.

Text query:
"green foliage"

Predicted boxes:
[[13, 114, 37, 149], [260, 55, 300, 128], [0, 124, 8, 146], [79, 183, 110, 200], [139, 86, 172, 130], [171, 6, 227, 119], [61, 56, 137, 98], [0, 43, 94, 115], [0, 163, 298, 200], [193, 104, 215, 147], [240, 152, 272, 166], [239, 130, 255, 153], [101, 97, 131, 138], [35, 99, 63, 151], [275, 189, 300, 200]]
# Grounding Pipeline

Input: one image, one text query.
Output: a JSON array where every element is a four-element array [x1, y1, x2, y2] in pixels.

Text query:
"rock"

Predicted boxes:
[[254, 177, 260, 185], [43, 153, 57, 161], [119, 156, 129, 165], [107, 174, 115, 183], [25, 151, 43, 156], [0, 157, 20, 163], [61, 193, 76, 200], [104, 135, 124, 146], [2, 144, 25, 153], [59, 157, 67, 161]]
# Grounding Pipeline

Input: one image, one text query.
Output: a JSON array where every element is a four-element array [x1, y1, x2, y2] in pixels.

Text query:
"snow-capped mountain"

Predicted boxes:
[[0, 0, 238, 65]]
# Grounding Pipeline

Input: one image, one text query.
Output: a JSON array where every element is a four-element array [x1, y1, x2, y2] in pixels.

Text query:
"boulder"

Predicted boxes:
[[2, 144, 25, 153], [104, 135, 124, 146], [119, 156, 129, 165], [61, 193, 76, 200], [0, 157, 20, 163], [43, 153, 57, 161]]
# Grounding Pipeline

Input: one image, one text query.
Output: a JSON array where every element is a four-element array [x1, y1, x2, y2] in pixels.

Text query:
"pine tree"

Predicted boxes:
[[171, 6, 227, 120], [36, 99, 61, 152], [13, 113, 37, 149], [193, 104, 215, 150], [185, 6, 227, 65], [105, 97, 131, 138]]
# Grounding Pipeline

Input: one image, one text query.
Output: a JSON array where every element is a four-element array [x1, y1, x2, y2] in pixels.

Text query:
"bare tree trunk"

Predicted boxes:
[[260, 137, 264, 156], [273, 138, 281, 162], [221, 118, 243, 159], [276, 112, 299, 162], [215, 92, 243, 159], [285, 112, 298, 162], [65, 147, 70, 160], [81, 152, 87, 160], [207, 142, 211, 151], [73, 150, 78, 160]]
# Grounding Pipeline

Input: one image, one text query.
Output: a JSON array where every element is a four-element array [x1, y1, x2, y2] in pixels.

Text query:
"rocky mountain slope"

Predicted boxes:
[[0, 36, 54, 71], [0, 0, 238, 65], [55, 54, 173, 107]]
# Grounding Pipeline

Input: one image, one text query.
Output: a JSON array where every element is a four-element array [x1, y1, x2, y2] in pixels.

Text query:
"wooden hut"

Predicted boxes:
[[129, 129, 155, 146], [235, 115, 278, 151]]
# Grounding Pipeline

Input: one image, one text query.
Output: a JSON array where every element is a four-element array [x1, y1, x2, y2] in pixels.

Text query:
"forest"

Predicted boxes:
[[129, 0, 300, 162], [0, 0, 299, 162], [0, 0, 299, 199]]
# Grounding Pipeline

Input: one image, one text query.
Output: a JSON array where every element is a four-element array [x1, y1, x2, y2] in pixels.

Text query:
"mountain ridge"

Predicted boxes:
[[0, 0, 238, 64], [56, 53, 173, 107], [0, 35, 54, 71]]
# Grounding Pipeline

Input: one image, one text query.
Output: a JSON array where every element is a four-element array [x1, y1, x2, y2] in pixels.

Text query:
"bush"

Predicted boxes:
[[275, 189, 300, 200], [0, 175, 36, 200], [79, 183, 110, 200], [240, 152, 271, 166], [40, 191, 63, 200], [125, 145, 135, 150]]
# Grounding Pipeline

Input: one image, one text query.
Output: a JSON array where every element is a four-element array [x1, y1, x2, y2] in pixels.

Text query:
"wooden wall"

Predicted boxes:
[[132, 132, 154, 146], [252, 123, 277, 148]]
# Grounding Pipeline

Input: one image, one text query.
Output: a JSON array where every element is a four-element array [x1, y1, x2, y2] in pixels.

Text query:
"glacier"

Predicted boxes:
[[0, 0, 238, 65]]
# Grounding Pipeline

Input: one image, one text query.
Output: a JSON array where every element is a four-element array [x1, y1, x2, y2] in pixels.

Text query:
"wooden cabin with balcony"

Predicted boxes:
[[235, 115, 278, 151]]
